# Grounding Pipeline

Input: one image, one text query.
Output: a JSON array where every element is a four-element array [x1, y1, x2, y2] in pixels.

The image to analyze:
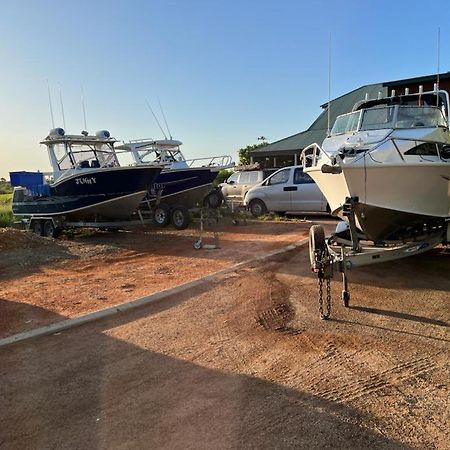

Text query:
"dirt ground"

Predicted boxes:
[[0, 220, 449, 449], [0, 218, 315, 338]]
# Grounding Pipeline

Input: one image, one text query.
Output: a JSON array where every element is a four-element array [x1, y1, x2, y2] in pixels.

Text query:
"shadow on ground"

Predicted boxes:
[[0, 301, 411, 450]]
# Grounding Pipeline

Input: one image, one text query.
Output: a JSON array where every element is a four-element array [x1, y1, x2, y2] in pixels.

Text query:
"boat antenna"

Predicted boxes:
[[158, 97, 172, 139], [58, 83, 67, 130], [46, 79, 55, 129], [436, 27, 441, 106], [327, 32, 332, 136], [81, 84, 88, 131], [145, 99, 167, 139]]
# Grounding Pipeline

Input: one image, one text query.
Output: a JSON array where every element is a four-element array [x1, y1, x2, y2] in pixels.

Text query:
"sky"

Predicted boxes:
[[1, 0, 449, 179]]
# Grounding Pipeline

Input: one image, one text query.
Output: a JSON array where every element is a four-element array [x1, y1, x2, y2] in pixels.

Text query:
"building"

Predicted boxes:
[[250, 72, 450, 168]]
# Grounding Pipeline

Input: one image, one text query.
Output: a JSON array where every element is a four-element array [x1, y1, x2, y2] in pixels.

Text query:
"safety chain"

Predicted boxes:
[[318, 270, 332, 320]]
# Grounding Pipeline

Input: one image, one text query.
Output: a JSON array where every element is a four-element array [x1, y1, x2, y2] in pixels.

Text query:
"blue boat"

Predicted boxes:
[[117, 139, 234, 210], [11, 128, 162, 221]]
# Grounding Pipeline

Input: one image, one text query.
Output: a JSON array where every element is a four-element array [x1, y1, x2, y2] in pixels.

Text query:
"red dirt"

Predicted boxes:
[[0, 219, 319, 338]]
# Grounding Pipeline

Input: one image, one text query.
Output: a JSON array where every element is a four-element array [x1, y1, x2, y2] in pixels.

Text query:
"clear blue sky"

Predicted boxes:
[[1, 0, 448, 178]]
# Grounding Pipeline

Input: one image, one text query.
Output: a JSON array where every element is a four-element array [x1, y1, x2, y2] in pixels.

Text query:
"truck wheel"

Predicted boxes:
[[32, 220, 44, 236], [203, 190, 223, 209], [43, 220, 58, 238], [249, 199, 267, 217], [153, 204, 171, 227], [171, 205, 191, 230]]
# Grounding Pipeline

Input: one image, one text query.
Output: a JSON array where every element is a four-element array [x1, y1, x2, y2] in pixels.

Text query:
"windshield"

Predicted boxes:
[[360, 106, 395, 131], [395, 106, 446, 128], [331, 111, 361, 135]]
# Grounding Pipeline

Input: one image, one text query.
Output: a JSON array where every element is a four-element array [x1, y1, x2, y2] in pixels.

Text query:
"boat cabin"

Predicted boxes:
[[42, 128, 119, 182], [117, 139, 188, 169], [330, 89, 449, 136]]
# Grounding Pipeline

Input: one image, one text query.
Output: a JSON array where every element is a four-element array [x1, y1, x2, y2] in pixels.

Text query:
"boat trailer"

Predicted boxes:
[[308, 198, 448, 320]]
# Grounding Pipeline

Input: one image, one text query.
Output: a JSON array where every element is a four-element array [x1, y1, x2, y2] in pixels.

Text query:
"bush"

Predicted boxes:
[[213, 169, 234, 186], [0, 194, 13, 227]]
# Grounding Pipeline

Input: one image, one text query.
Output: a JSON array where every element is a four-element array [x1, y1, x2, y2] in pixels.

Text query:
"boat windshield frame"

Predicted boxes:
[[330, 104, 447, 136], [42, 136, 119, 171]]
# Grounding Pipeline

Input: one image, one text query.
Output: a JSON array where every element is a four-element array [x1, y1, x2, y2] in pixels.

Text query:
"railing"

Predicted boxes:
[[184, 155, 234, 168]]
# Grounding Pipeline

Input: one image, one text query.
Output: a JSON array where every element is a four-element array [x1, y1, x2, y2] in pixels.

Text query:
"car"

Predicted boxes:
[[243, 165, 329, 217], [219, 168, 277, 202]]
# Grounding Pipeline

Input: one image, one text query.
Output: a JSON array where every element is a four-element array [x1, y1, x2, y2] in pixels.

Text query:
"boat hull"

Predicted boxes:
[[12, 166, 161, 220], [306, 162, 450, 241], [146, 168, 218, 208]]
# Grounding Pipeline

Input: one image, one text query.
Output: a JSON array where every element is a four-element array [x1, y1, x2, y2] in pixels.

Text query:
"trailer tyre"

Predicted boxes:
[[43, 220, 59, 238], [309, 225, 326, 268], [32, 220, 44, 236], [171, 205, 191, 230], [153, 204, 171, 227]]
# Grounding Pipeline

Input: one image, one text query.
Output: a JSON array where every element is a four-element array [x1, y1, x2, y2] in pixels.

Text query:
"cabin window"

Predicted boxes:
[[404, 143, 438, 156]]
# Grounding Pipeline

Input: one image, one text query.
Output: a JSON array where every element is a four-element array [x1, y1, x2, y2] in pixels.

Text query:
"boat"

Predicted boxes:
[[10, 128, 162, 221], [116, 138, 234, 209], [302, 86, 450, 242]]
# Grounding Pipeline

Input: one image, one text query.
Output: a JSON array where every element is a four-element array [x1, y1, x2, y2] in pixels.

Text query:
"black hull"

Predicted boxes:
[[13, 166, 161, 220], [354, 203, 447, 241], [146, 168, 218, 208]]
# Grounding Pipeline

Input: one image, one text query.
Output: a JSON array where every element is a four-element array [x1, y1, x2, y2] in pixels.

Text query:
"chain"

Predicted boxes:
[[317, 252, 332, 320], [318, 274, 324, 318]]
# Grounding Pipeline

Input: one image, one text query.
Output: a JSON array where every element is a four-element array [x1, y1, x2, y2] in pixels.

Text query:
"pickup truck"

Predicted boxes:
[[243, 165, 329, 217]]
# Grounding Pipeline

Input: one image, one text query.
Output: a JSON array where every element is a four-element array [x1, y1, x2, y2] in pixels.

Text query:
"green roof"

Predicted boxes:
[[252, 83, 386, 156]]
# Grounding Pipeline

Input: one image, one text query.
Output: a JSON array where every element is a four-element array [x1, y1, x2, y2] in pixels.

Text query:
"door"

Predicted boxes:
[[223, 172, 240, 199], [291, 168, 324, 211], [264, 168, 292, 211]]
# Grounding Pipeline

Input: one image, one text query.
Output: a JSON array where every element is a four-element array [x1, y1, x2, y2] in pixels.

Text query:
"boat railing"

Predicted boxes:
[[183, 155, 234, 168], [301, 143, 333, 168]]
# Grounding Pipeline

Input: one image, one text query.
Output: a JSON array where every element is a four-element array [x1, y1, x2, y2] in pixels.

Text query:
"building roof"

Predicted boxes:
[[251, 72, 450, 157], [252, 83, 385, 156]]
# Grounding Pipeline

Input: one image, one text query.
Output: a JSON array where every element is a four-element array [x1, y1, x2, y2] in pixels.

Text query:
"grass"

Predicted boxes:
[[0, 193, 13, 227]]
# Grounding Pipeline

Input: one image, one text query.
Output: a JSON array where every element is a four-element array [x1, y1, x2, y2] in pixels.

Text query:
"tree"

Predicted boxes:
[[238, 138, 268, 165]]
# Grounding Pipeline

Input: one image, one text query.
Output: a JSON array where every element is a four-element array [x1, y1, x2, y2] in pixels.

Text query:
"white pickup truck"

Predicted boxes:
[[243, 165, 329, 217]]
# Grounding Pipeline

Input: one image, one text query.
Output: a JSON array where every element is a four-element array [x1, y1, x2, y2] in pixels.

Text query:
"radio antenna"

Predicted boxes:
[[46, 79, 55, 129], [327, 32, 332, 136], [158, 97, 172, 140], [58, 83, 67, 130], [436, 27, 441, 106], [145, 99, 167, 139], [81, 84, 88, 131]]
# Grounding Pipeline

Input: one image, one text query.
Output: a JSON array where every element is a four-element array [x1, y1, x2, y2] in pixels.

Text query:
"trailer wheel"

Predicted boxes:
[[171, 205, 191, 230], [32, 220, 44, 236], [309, 225, 326, 269], [153, 204, 171, 227], [43, 220, 58, 238], [203, 190, 223, 209]]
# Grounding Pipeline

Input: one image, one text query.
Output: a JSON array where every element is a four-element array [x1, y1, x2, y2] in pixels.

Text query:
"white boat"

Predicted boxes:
[[302, 87, 450, 242]]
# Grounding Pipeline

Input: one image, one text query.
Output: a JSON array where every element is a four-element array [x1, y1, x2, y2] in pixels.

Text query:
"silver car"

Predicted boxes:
[[220, 169, 276, 202], [243, 165, 329, 217]]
